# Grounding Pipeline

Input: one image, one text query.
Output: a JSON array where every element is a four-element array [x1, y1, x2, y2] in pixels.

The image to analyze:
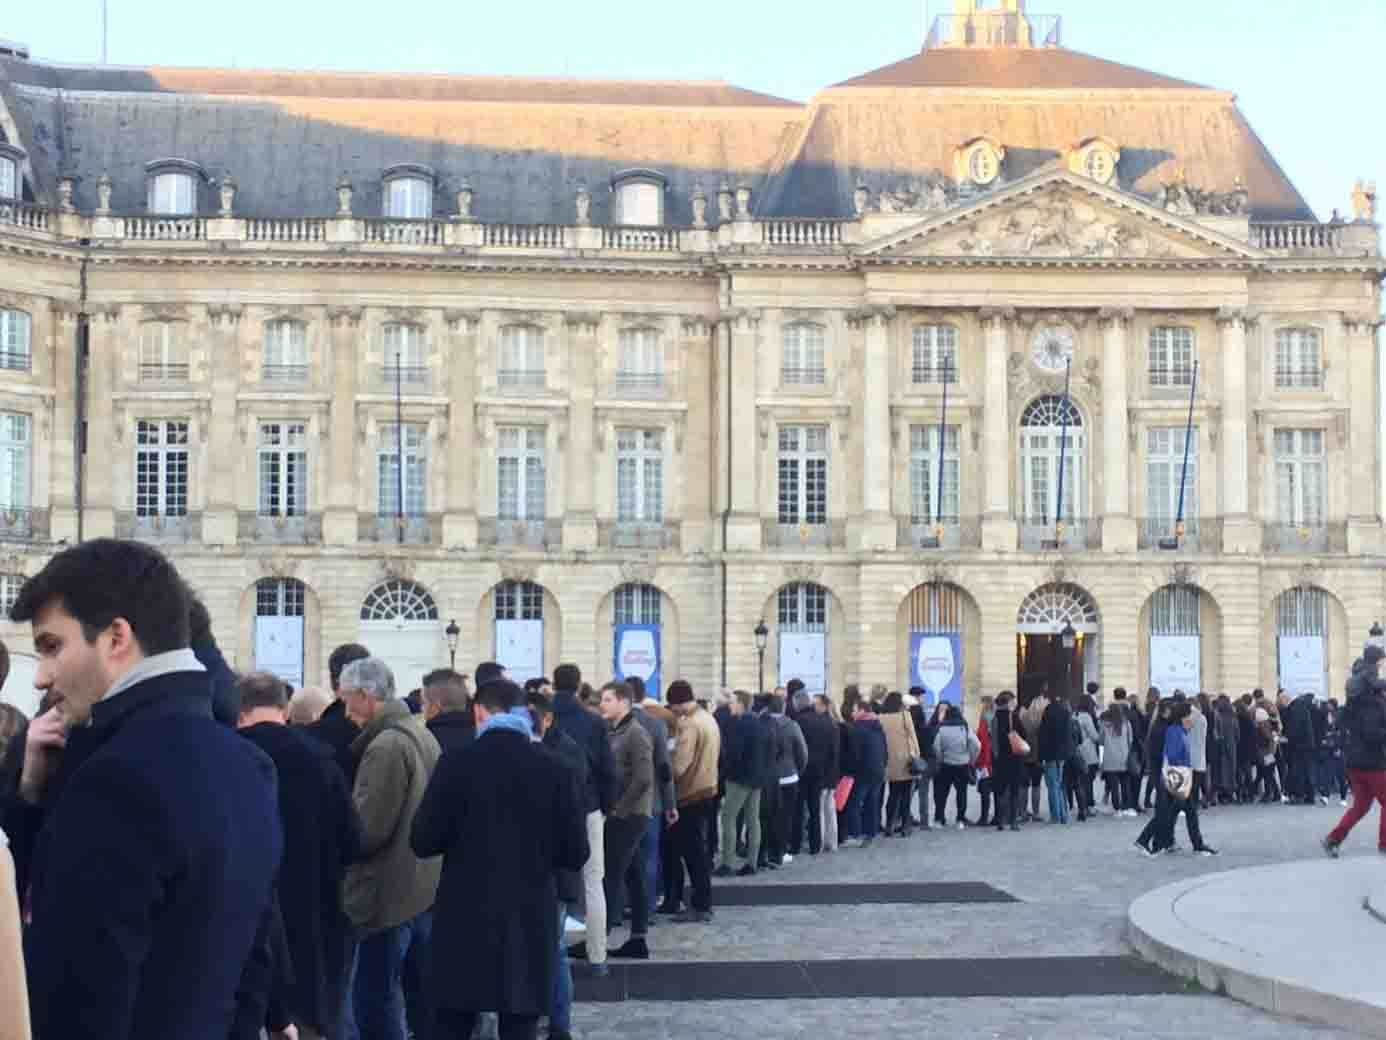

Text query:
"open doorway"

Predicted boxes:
[[1017, 633, 1086, 703], [1015, 583, 1100, 701]]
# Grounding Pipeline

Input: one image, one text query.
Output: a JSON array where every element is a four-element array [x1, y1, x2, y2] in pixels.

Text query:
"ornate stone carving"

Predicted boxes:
[[1351, 180, 1377, 223], [1158, 173, 1249, 217], [1294, 561, 1324, 591], [219, 177, 236, 217], [620, 559, 657, 586], [880, 174, 960, 215], [926, 193, 1181, 260], [564, 313, 601, 335], [500, 560, 537, 584], [691, 185, 708, 229], [206, 303, 243, 326], [379, 555, 418, 582], [328, 306, 363, 328], [58, 176, 75, 212], [454, 181, 474, 221], [444, 309, 481, 332], [734, 184, 752, 221], [575, 183, 591, 226], [259, 554, 298, 579], [1080, 355, 1101, 395], [913, 561, 957, 589], [1168, 562, 1198, 587], [96, 172, 113, 215], [783, 561, 823, 584], [853, 183, 870, 217]]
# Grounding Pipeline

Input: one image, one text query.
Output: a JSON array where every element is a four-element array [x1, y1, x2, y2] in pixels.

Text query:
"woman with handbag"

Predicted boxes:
[[1141, 702, 1219, 856], [881, 692, 922, 837], [989, 692, 1026, 831], [933, 704, 981, 828]]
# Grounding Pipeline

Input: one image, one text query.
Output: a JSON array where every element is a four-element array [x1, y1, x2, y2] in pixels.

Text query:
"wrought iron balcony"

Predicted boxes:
[[1138, 517, 1219, 552], [1262, 523, 1346, 554], [496, 368, 547, 390], [898, 516, 982, 550], [261, 363, 310, 385], [763, 519, 843, 549], [1020, 516, 1097, 552], [379, 364, 431, 390], [1273, 368, 1324, 390], [611, 371, 666, 397], [482, 517, 558, 549], [240, 512, 323, 544], [118, 511, 199, 543], [0, 506, 47, 542]]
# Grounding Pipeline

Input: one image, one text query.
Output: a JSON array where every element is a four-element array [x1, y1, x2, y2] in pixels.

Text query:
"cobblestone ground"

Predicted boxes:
[[573, 797, 1377, 1038]]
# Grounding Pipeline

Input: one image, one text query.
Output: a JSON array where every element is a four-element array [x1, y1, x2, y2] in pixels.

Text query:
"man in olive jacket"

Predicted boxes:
[[339, 657, 443, 1040]]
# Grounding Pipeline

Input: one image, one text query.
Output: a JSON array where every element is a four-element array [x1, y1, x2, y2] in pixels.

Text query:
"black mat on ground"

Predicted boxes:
[[711, 881, 1017, 906], [575, 956, 1183, 1003]]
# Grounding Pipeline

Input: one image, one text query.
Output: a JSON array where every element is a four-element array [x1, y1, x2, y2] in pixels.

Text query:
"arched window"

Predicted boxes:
[[1150, 584, 1200, 635], [778, 582, 828, 633], [781, 323, 826, 386], [1019, 395, 1085, 527], [360, 580, 438, 622], [263, 320, 309, 384], [495, 581, 544, 621], [382, 165, 435, 219], [614, 583, 661, 626], [1016, 583, 1099, 632]]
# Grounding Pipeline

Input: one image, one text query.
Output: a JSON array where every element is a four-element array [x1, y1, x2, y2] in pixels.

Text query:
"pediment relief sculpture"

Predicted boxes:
[[1157, 172, 1249, 218]]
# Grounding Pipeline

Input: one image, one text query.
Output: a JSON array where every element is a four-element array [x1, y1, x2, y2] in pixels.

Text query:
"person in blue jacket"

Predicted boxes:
[[1144, 701, 1219, 857]]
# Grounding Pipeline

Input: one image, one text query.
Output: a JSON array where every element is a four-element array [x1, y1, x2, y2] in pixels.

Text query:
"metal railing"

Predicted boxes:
[[0, 350, 30, 372], [363, 512, 433, 544], [241, 512, 324, 544], [119, 511, 199, 543], [899, 516, 982, 550], [380, 364, 430, 387], [1251, 222, 1344, 253], [1263, 523, 1346, 554], [497, 368, 547, 389], [0, 200, 51, 232], [602, 225, 679, 251], [140, 362, 191, 382], [1138, 517, 1219, 552], [246, 218, 327, 243], [1273, 368, 1324, 390], [1147, 367, 1197, 390], [262, 363, 310, 384], [490, 518, 550, 549], [1020, 517, 1097, 552], [0, 506, 45, 542], [362, 218, 444, 246], [122, 215, 206, 241], [780, 366, 828, 388]]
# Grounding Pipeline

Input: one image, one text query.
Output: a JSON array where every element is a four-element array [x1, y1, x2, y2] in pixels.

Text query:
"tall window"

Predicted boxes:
[[135, 420, 189, 518], [497, 427, 545, 521], [258, 422, 308, 517], [382, 324, 427, 386], [378, 423, 427, 518], [911, 325, 958, 384], [777, 425, 828, 526], [139, 322, 189, 382], [1274, 429, 1326, 527], [1019, 396, 1084, 523], [0, 156, 16, 200], [1148, 326, 1195, 387], [778, 582, 827, 631], [384, 177, 432, 219], [781, 323, 826, 386], [1275, 328, 1323, 389], [498, 325, 546, 388], [147, 172, 196, 215], [495, 580, 544, 620], [263, 321, 309, 383], [616, 429, 663, 524], [0, 413, 30, 512], [909, 425, 960, 524], [616, 328, 663, 389], [0, 573, 22, 619], [614, 583, 661, 625], [0, 310, 31, 372], [1146, 427, 1198, 526]]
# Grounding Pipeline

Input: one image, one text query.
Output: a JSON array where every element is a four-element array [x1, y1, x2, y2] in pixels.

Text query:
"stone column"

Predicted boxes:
[[442, 310, 480, 548], [323, 306, 362, 546], [853, 305, 897, 550], [725, 309, 762, 551], [201, 304, 243, 546], [980, 307, 1017, 551], [1345, 313, 1383, 553], [1218, 308, 1259, 553], [679, 318, 714, 552], [1099, 307, 1136, 551], [563, 314, 600, 551], [46, 301, 80, 542], [80, 302, 117, 538]]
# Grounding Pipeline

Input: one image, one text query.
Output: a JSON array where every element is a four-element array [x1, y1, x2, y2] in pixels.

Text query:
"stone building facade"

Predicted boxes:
[[0, 2, 1381, 709]]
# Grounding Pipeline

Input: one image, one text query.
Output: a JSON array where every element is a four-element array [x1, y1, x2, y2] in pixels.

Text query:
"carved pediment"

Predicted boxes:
[[860, 171, 1259, 263]]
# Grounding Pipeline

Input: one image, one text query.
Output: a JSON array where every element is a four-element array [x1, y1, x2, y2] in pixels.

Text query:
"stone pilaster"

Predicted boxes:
[[442, 310, 479, 548], [562, 313, 600, 551], [724, 309, 762, 551], [1345, 313, 1383, 553], [1099, 307, 1136, 551], [323, 306, 362, 546], [47, 301, 82, 541], [1218, 308, 1259, 553], [80, 301, 116, 538], [201, 304, 242, 546], [679, 317, 714, 552], [980, 306, 1017, 550], [851, 304, 897, 551]]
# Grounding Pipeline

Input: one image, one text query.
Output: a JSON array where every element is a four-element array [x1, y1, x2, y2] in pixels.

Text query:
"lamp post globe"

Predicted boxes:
[[445, 618, 460, 669]]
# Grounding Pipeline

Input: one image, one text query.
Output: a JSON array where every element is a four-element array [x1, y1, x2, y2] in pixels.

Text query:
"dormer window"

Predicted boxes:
[[611, 169, 667, 227], [0, 144, 22, 200], [954, 137, 1005, 188], [144, 159, 204, 215], [382, 164, 435, 219], [1067, 137, 1121, 187]]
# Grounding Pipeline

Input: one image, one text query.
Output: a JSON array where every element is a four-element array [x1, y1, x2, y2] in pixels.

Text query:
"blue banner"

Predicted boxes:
[[614, 624, 662, 702], [910, 631, 962, 706]]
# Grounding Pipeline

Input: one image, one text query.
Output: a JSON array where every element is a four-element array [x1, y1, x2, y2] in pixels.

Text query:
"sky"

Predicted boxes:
[[4, 0, 1383, 222]]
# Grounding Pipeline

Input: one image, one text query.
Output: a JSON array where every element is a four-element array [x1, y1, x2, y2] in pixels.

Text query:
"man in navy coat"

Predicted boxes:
[[2, 538, 282, 1039]]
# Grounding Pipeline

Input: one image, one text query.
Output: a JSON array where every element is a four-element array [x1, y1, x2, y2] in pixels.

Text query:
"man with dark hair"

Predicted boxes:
[[597, 681, 654, 960], [422, 669, 474, 754], [627, 674, 676, 919], [237, 672, 362, 1040], [794, 688, 839, 856], [311, 642, 371, 784], [3, 538, 281, 1039], [667, 679, 720, 923], [550, 663, 615, 976], [412, 679, 588, 1040], [187, 591, 240, 727], [475, 661, 506, 688], [715, 691, 768, 877]]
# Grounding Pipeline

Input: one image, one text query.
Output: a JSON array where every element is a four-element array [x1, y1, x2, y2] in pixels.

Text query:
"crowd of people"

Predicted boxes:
[[0, 538, 1385, 1040]]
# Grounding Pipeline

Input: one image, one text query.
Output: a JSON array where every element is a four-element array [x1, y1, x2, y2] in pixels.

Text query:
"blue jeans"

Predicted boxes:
[[640, 814, 661, 914], [1043, 762, 1069, 823], [845, 778, 883, 840], [353, 910, 433, 1040], [551, 900, 572, 1035]]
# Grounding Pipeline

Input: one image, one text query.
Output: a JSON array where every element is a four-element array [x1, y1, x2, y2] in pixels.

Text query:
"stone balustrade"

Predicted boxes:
[[1250, 221, 1347, 254], [245, 217, 327, 243], [0, 199, 51, 233]]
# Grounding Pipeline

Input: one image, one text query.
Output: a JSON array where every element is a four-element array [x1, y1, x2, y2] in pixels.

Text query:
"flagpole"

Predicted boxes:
[[1174, 360, 1199, 541], [395, 349, 405, 545], [935, 355, 949, 540], [1054, 357, 1072, 545]]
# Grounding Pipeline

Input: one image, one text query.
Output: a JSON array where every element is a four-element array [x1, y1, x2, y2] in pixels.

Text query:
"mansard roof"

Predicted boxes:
[[833, 46, 1211, 91]]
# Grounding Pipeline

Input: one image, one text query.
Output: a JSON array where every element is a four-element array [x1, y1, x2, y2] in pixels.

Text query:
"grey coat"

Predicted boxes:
[[1076, 713, 1103, 768], [1100, 716, 1131, 772], [769, 714, 808, 783], [1188, 709, 1209, 772], [632, 705, 675, 815], [934, 721, 981, 766]]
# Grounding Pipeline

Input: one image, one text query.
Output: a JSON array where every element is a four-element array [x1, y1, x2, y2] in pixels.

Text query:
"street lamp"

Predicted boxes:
[[1369, 623, 1386, 655], [754, 619, 769, 697], [445, 618, 460, 670], [1060, 621, 1077, 699]]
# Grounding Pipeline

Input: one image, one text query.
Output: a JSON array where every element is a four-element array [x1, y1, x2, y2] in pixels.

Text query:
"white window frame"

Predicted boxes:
[[139, 322, 189, 382], [382, 323, 427, 386], [377, 423, 427, 518], [0, 309, 31, 372], [1274, 428, 1326, 527], [134, 420, 190, 518], [1148, 326, 1196, 388], [615, 180, 663, 226], [498, 325, 546, 388], [614, 583, 661, 626], [1275, 328, 1323, 390], [911, 325, 958, 385], [778, 582, 827, 632], [257, 422, 309, 517], [0, 573, 22, 619], [781, 323, 826, 387], [0, 157, 16, 200], [0, 413, 31, 512], [263, 320, 309, 383], [1145, 426, 1199, 523], [1019, 397, 1085, 524], [777, 425, 829, 526], [495, 580, 544, 620], [384, 177, 433, 219], [147, 172, 196, 216], [497, 426, 546, 522], [909, 425, 960, 524], [616, 328, 664, 389], [616, 429, 664, 524]]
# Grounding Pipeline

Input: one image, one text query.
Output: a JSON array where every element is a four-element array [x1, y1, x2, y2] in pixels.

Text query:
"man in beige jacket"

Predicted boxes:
[[340, 657, 442, 1040], [667, 680, 720, 923]]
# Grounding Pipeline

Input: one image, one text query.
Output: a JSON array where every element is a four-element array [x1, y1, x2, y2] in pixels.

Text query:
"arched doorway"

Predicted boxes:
[[897, 582, 980, 708], [358, 579, 442, 696], [1273, 586, 1337, 699], [493, 580, 546, 683], [254, 578, 307, 688], [1138, 584, 1222, 696], [1019, 395, 1086, 549], [604, 582, 679, 701], [1016, 582, 1100, 701], [776, 582, 830, 696]]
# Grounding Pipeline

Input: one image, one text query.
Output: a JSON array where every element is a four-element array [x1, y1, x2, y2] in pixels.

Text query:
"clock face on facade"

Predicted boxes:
[[1031, 325, 1076, 372]]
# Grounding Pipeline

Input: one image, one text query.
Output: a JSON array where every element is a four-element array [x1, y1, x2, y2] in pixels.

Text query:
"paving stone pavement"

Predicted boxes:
[[572, 799, 1376, 1037]]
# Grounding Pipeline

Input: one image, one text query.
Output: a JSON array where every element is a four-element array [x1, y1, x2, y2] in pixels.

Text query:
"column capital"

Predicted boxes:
[[847, 303, 896, 328], [49, 298, 82, 323], [1217, 306, 1261, 330], [327, 305, 364, 328], [206, 303, 243, 327], [562, 312, 601, 335], [680, 316, 714, 338], [1097, 306, 1135, 328], [444, 308, 482, 333], [90, 302, 122, 323], [725, 307, 762, 331], [978, 305, 1017, 328], [1342, 311, 1384, 334]]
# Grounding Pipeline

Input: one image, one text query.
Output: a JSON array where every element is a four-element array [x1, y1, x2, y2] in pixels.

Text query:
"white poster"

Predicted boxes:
[[1279, 636, 1327, 700], [255, 616, 305, 689], [497, 619, 545, 684], [1150, 635, 1200, 696], [1, 652, 39, 719], [778, 633, 826, 695], [615, 627, 659, 682]]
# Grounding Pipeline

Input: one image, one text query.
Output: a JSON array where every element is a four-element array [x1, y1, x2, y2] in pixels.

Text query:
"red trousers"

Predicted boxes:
[[1326, 768, 1386, 849]]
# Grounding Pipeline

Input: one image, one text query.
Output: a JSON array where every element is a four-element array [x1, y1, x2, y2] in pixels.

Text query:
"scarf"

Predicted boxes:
[[478, 706, 534, 740]]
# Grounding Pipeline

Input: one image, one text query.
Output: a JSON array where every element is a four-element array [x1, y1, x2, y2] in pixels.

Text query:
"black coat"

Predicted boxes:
[[798, 710, 840, 786], [193, 637, 240, 728], [11, 671, 281, 1040], [989, 708, 1024, 782], [240, 723, 363, 1037], [540, 725, 590, 905], [1038, 701, 1074, 763], [411, 729, 589, 1016], [1284, 695, 1316, 750], [721, 712, 771, 788], [427, 710, 477, 755], [1342, 685, 1386, 771], [846, 717, 887, 782], [551, 688, 616, 814], [309, 698, 362, 786]]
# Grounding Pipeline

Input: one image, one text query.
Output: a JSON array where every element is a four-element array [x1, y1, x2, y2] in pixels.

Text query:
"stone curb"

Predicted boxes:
[[1128, 865, 1386, 1038], [1369, 878, 1386, 926]]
